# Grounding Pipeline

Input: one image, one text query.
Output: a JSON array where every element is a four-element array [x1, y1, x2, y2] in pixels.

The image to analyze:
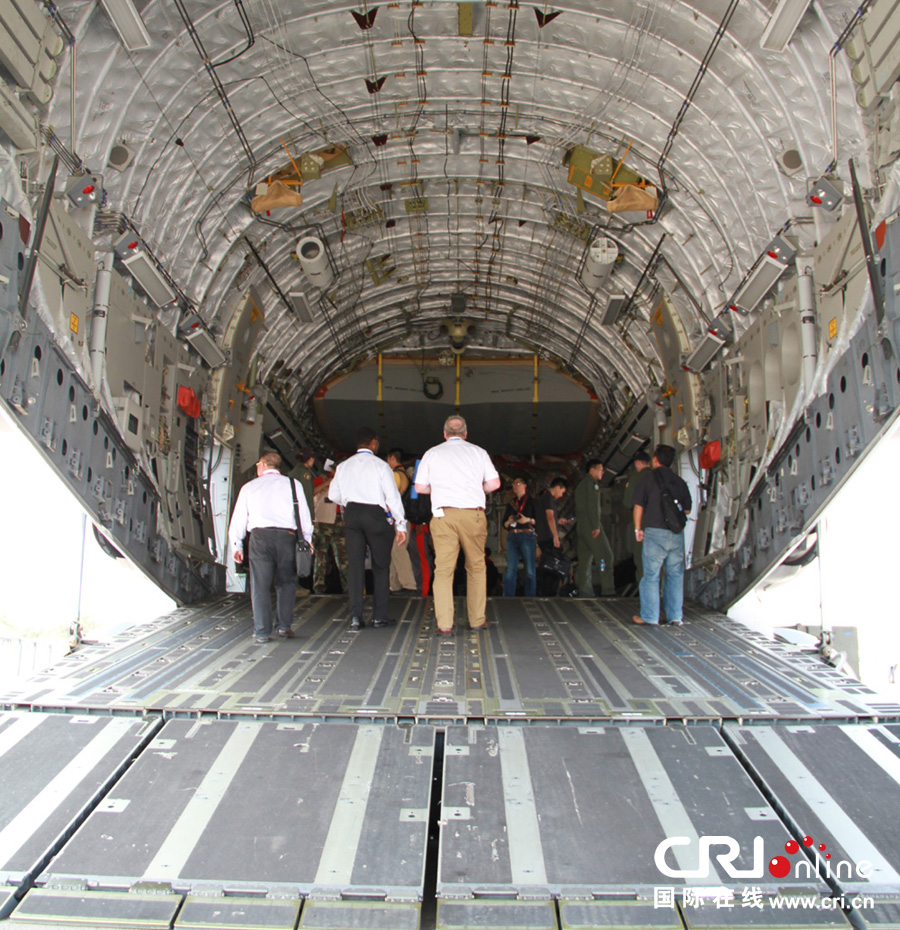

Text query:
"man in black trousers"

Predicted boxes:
[[327, 427, 407, 630]]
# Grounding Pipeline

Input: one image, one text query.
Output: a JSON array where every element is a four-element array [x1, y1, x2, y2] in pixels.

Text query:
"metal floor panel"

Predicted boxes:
[[1, 595, 894, 723], [725, 724, 900, 898], [37, 719, 434, 899], [437, 724, 828, 899], [0, 711, 160, 916], [1, 597, 897, 929]]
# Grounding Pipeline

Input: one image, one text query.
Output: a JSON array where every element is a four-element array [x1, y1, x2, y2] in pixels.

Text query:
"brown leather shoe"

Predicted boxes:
[[632, 615, 645, 625], [470, 621, 490, 631], [436, 627, 453, 636], [276, 628, 295, 638]]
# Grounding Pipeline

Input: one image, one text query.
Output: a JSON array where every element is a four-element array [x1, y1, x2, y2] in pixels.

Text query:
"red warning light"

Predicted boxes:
[[810, 195, 822, 204], [82, 185, 95, 195]]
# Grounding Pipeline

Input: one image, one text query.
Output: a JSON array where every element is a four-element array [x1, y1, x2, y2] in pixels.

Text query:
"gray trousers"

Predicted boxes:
[[249, 528, 297, 637]]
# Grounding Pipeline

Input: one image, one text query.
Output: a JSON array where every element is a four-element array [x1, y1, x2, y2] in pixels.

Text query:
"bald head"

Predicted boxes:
[[443, 415, 467, 438]]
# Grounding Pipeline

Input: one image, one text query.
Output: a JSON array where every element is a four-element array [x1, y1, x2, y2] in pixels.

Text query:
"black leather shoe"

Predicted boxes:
[[372, 618, 396, 628], [350, 617, 364, 630]]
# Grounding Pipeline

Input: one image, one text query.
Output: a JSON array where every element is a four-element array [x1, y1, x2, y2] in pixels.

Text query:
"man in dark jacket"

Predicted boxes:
[[631, 444, 692, 626]]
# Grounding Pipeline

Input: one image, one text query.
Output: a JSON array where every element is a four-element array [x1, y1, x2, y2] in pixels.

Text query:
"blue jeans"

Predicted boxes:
[[638, 528, 685, 624], [504, 532, 536, 596]]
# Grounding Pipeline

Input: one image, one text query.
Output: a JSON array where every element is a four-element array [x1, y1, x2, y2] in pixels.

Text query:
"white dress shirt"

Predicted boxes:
[[414, 437, 499, 515], [228, 469, 313, 558], [327, 450, 407, 532]]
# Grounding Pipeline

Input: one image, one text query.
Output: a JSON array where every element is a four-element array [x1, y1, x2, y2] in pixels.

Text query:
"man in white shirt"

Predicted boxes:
[[414, 415, 501, 634], [228, 452, 314, 643], [327, 427, 407, 630]]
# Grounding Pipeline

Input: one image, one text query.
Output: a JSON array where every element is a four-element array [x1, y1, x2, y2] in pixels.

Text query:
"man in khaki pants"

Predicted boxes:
[[414, 415, 501, 634]]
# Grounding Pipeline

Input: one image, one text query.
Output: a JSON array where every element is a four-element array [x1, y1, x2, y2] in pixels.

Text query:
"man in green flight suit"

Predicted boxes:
[[622, 451, 651, 583], [574, 459, 615, 598], [287, 447, 317, 514]]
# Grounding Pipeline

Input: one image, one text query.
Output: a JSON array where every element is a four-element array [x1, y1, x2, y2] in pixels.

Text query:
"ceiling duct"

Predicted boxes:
[[107, 143, 135, 172], [296, 235, 334, 289]]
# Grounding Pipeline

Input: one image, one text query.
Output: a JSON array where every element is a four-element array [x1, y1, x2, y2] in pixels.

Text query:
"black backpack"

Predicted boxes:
[[397, 467, 432, 524], [405, 489, 432, 525], [653, 470, 687, 532]]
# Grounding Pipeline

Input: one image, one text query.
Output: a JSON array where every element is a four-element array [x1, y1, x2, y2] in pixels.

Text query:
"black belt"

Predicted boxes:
[[507, 528, 534, 534], [255, 526, 296, 534]]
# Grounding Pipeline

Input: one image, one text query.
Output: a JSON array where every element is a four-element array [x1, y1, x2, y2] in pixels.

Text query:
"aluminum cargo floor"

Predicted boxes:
[[1, 595, 899, 930], [0, 595, 895, 723]]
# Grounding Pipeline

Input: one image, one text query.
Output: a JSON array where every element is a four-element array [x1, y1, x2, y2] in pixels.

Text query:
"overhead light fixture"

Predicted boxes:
[[185, 328, 227, 369], [760, 0, 811, 52], [728, 245, 788, 316], [684, 329, 727, 373], [100, 0, 151, 51], [599, 294, 627, 326], [289, 291, 315, 324], [620, 432, 648, 456], [115, 232, 177, 308]]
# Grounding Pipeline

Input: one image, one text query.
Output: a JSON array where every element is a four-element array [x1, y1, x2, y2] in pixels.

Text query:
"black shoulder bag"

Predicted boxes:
[[653, 470, 688, 533], [290, 479, 314, 578]]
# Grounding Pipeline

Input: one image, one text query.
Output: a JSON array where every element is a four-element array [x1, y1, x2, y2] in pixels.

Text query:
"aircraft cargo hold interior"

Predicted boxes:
[[5, 0, 900, 927]]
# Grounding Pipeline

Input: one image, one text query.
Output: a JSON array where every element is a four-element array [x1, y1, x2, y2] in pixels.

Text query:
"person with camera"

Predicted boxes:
[[502, 477, 538, 596]]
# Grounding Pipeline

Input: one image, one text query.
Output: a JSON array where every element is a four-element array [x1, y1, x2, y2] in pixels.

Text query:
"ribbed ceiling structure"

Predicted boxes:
[[49, 0, 866, 450]]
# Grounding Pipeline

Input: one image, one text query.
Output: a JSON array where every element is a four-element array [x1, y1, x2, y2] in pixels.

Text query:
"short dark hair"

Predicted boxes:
[[585, 458, 602, 471], [549, 476, 568, 490], [355, 426, 378, 448], [387, 447, 404, 462], [634, 451, 651, 465], [654, 444, 676, 468]]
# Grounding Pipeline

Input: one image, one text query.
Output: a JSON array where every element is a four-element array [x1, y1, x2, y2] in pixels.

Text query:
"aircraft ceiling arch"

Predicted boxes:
[[46, 0, 866, 449]]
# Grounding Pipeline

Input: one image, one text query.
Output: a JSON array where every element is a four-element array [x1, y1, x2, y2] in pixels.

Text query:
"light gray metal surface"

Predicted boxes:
[[725, 724, 900, 899], [38, 719, 434, 900], [3, 595, 896, 724], [1, 600, 898, 928], [437, 724, 828, 899], [0, 711, 160, 917]]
